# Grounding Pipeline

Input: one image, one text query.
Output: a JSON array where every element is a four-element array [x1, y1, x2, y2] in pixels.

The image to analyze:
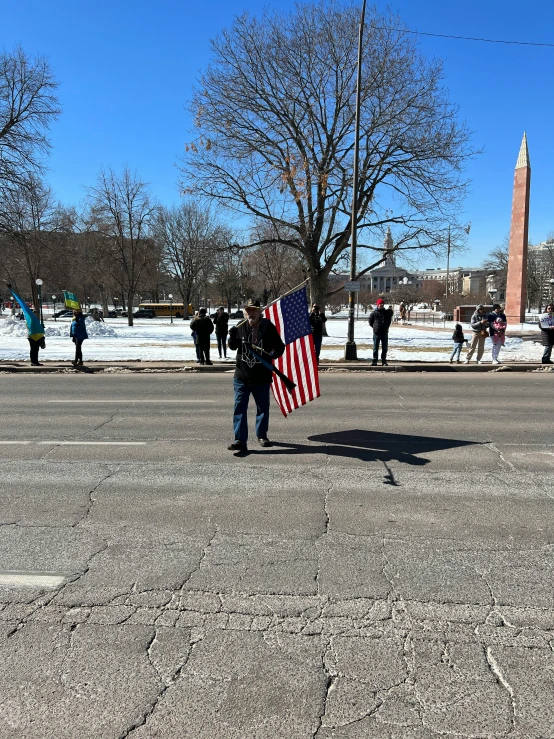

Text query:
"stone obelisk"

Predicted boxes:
[[505, 133, 531, 325]]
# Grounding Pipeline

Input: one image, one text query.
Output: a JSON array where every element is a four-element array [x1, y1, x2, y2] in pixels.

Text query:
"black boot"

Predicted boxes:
[[371, 360, 378, 366], [382, 359, 389, 366]]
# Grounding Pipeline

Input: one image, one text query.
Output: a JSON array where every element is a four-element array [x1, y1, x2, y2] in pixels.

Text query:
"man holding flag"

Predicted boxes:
[[227, 285, 321, 452], [227, 299, 285, 451]]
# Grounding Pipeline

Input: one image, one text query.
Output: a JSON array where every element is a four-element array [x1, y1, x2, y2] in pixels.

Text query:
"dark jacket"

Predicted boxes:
[[70, 315, 88, 341], [214, 311, 229, 336], [540, 313, 554, 346], [488, 311, 507, 336], [309, 311, 327, 337], [369, 307, 393, 335], [470, 310, 489, 334], [190, 316, 214, 342], [228, 317, 285, 385], [452, 326, 465, 343]]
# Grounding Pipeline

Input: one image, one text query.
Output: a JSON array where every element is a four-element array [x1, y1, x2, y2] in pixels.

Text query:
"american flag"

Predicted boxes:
[[264, 285, 320, 417]]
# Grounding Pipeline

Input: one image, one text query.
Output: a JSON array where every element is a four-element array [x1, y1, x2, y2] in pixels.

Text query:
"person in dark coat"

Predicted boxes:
[[214, 306, 229, 359], [449, 323, 468, 364], [227, 299, 285, 452], [190, 308, 214, 364], [487, 303, 507, 364], [369, 298, 393, 366], [540, 303, 554, 364], [309, 303, 327, 363], [70, 310, 88, 366]]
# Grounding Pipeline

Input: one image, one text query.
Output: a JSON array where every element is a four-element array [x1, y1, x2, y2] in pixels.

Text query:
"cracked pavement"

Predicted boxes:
[[0, 373, 553, 738]]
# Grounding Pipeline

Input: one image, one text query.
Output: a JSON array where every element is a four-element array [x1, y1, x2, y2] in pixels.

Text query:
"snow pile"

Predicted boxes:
[[84, 317, 116, 337], [45, 323, 70, 337], [0, 317, 29, 337]]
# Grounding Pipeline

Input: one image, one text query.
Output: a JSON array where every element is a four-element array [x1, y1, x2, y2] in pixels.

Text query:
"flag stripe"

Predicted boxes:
[[263, 285, 320, 417], [272, 301, 293, 416], [298, 337, 313, 400]]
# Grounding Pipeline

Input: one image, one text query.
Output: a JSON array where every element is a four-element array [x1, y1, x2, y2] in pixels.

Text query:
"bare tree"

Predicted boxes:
[[484, 238, 554, 311], [153, 201, 230, 318], [88, 168, 157, 326], [246, 223, 306, 303], [0, 47, 60, 202], [180, 2, 475, 306], [0, 175, 67, 305]]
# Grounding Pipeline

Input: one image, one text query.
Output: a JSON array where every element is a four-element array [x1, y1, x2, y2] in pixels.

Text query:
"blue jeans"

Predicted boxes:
[[450, 342, 463, 361], [233, 379, 270, 443], [373, 334, 388, 361]]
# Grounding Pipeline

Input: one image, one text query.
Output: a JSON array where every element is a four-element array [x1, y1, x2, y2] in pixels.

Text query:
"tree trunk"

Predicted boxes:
[[127, 291, 134, 326], [99, 287, 109, 319]]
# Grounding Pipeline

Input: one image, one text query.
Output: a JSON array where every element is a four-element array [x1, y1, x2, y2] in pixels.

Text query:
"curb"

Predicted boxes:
[[0, 362, 549, 374]]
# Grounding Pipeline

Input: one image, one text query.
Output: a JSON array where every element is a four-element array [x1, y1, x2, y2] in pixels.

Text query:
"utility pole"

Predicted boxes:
[[445, 226, 451, 298], [345, 0, 367, 361]]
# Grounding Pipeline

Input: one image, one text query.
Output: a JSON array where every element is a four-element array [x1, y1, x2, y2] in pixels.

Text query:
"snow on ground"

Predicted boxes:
[[0, 315, 544, 363]]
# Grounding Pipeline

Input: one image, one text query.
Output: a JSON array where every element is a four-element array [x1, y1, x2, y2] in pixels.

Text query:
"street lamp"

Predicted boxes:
[[345, 0, 367, 361], [52, 295, 57, 321], [168, 293, 173, 324], [35, 278, 43, 324]]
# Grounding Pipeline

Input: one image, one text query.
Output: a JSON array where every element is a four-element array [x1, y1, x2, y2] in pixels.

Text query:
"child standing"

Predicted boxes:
[[450, 323, 467, 364]]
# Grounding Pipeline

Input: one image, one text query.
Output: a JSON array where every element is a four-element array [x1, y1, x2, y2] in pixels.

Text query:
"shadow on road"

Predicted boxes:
[[241, 428, 477, 467]]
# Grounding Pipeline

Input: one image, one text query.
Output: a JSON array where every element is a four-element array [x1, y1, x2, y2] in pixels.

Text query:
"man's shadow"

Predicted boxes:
[[241, 429, 476, 469]]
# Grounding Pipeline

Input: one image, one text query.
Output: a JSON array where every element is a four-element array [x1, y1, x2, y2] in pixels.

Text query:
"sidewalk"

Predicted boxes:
[[0, 360, 549, 373]]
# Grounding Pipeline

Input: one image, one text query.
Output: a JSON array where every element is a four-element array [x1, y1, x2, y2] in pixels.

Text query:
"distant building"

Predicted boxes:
[[328, 228, 500, 298]]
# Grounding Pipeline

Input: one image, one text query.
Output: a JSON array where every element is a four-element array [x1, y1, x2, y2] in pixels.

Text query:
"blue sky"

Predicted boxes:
[[3, 0, 553, 268]]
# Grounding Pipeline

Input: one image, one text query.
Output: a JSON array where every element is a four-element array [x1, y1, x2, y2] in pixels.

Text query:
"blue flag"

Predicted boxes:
[[10, 289, 44, 340]]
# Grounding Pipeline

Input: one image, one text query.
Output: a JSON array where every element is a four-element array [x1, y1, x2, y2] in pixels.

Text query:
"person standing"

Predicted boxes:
[[488, 303, 507, 365], [369, 298, 393, 366], [465, 305, 489, 364], [190, 310, 201, 363], [227, 299, 285, 452], [190, 307, 214, 365], [449, 323, 468, 364], [28, 310, 45, 366], [539, 303, 554, 364], [214, 306, 229, 359], [399, 302, 407, 324], [309, 303, 327, 363], [70, 310, 88, 366]]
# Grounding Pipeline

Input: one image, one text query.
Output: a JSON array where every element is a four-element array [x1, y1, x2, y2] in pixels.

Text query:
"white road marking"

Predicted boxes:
[[0, 441, 31, 445], [38, 441, 147, 446], [47, 399, 216, 403], [0, 572, 65, 588]]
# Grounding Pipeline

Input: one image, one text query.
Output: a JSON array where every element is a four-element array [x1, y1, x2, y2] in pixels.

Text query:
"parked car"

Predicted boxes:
[[53, 309, 74, 319], [230, 310, 244, 318], [133, 309, 156, 319]]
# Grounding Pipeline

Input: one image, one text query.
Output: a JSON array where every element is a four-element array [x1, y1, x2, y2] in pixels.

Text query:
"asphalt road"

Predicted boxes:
[[0, 372, 553, 738]]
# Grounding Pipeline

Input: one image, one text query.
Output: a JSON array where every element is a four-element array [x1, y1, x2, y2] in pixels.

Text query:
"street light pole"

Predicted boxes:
[[345, 0, 367, 361], [169, 294, 173, 324], [445, 226, 451, 298], [52, 295, 57, 321], [35, 278, 43, 324]]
